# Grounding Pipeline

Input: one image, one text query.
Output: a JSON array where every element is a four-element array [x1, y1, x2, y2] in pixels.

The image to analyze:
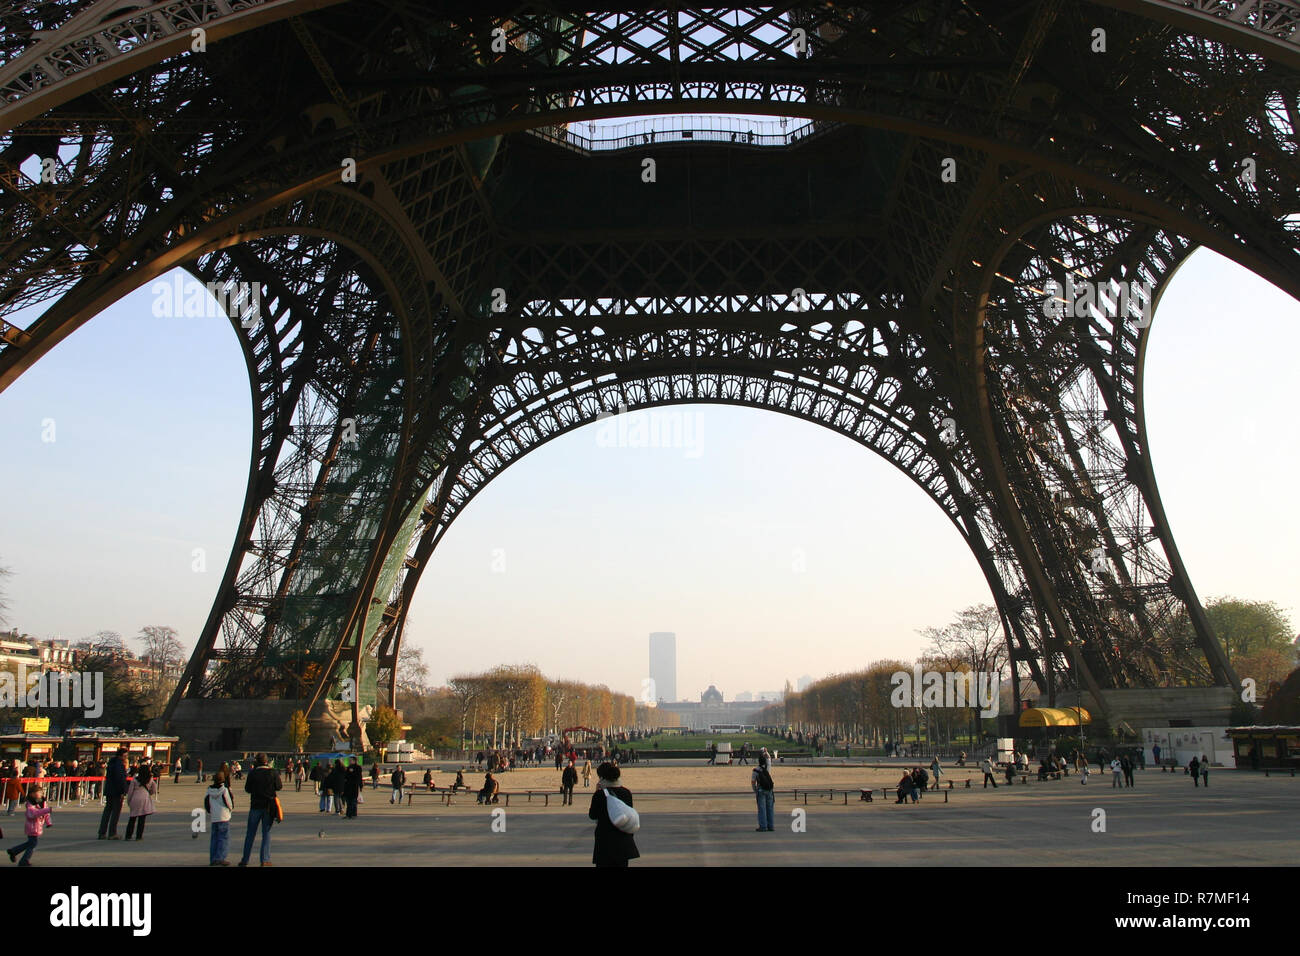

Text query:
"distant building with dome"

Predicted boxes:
[[656, 684, 770, 730]]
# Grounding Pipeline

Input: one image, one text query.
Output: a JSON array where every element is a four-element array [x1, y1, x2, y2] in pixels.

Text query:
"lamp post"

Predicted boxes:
[[1070, 641, 1086, 757]]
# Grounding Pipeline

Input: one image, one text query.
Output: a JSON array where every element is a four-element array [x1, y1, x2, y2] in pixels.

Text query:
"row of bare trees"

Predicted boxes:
[[440, 665, 643, 751], [758, 606, 1011, 747]]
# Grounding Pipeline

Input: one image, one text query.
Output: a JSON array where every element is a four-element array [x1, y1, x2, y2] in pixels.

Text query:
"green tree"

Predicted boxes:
[[287, 709, 311, 752], [368, 705, 403, 754], [408, 714, 459, 751], [1205, 598, 1295, 669]]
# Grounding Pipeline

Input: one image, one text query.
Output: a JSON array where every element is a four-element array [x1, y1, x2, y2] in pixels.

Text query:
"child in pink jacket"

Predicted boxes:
[[7, 784, 52, 866]]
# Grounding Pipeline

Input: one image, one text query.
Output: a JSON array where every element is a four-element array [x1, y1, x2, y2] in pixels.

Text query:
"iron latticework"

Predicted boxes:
[[3, 1, 1296, 744]]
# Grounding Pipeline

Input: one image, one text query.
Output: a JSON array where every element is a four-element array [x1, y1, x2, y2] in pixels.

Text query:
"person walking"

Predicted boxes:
[[929, 756, 942, 790], [581, 759, 592, 788], [1110, 757, 1123, 788], [751, 750, 776, 831], [4, 768, 23, 815], [205, 771, 234, 866], [1200, 755, 1210, 788], [173, 758, 183, 785], [294, 760, 305, 793], [589, 762, 639, 867], [7, 784, 52, 866], [1188, 755, 1200, 786], [97, 745, 129, 840], [1122, 755, 1135, 788], [344, 758, 363, 818], [561, 760, 578, 806], [1152, 743, 1161, 767], [390, 764, 406, 805], [238, 753, 282, 867], [124, 765, 157, 840], [195, 758, 204, 783], [370, 761, 380, 790], [981, 756, 998, 789]]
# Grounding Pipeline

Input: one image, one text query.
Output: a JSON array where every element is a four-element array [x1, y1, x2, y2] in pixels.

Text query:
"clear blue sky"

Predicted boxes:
[[1, 247, 1296, 701]]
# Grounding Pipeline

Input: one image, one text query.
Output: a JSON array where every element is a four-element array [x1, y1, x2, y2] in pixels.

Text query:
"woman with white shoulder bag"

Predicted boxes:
[[588, 762, 640, 867]]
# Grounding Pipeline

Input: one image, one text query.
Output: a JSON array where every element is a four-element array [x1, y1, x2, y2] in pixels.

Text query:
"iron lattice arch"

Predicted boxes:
[[2, 1, 1297, 740]]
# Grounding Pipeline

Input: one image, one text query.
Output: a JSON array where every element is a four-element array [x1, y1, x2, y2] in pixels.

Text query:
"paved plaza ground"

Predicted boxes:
[[15, 762, 1298, 867]]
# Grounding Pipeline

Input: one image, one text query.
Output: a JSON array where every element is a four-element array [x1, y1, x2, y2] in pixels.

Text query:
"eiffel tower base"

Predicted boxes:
[[156, 698, 373, 763], [1080, 688, 1235, 735]]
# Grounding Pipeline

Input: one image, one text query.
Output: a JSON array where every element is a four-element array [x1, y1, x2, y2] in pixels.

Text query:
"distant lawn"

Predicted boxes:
[[632, 731, 989, 758], [636, 731, 807, 753]]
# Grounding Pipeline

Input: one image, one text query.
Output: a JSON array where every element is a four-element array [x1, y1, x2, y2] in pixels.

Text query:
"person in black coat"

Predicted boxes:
[[326, 759, 346, 814], [588, 762, 639, 867], [343, 758, 363, 818], [561, 761, 578, 805], [97, 746, 130, 839]]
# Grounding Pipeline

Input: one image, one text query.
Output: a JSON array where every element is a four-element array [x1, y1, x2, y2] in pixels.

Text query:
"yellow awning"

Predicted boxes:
[[1019, 706, 1091, 728]]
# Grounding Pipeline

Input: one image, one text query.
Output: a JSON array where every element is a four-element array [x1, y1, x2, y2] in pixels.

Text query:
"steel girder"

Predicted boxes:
[[1, 3, 1297, 730]]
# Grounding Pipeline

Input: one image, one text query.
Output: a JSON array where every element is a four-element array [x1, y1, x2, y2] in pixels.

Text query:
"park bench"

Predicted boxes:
[[397, 785, 472, 806], [793, 786, 956, 806], [418, 787, 565, 807]]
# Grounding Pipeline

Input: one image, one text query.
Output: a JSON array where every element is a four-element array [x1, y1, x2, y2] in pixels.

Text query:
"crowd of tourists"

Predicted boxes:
[[0, 731, 1237, 869], [0, 755, 171, 807], [471, 741, 635, 772]]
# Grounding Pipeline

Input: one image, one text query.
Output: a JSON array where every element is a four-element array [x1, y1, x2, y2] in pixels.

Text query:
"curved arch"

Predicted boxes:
[[78, 195, 441, 732], [369, 321, 1040, 707], [1093, 0, 1300, 69], [956, 179, 1242, 696], [3, 2, 1293, 744], [6, 0, 1300, 363], [0, 0, 348, 131]]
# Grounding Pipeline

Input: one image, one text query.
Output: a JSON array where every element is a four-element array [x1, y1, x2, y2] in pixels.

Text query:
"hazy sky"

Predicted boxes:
[[1, 247, 1296, 702]]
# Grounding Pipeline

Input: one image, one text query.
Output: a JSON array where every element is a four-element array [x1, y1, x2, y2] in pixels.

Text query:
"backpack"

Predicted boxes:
[[755, 767, 774, 791]]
